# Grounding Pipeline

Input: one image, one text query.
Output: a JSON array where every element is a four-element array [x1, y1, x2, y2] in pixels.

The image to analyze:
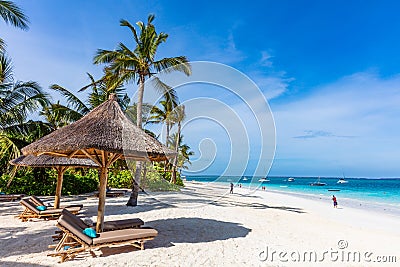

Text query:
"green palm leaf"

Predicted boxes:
[[0, 0, 29, 30]]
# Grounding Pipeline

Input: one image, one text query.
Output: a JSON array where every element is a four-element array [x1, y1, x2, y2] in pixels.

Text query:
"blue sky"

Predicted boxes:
[[4, 0, 400, 177]]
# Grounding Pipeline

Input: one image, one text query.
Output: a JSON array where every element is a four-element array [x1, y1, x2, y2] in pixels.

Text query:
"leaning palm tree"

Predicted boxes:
[[0, 0, 29, 51], [93, 14, 191, 206], [170, 105, 185, 184]]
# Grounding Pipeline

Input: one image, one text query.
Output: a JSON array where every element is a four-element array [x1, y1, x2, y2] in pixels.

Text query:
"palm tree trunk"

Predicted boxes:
[[163, 122, 171, 173], [171, 121, 181, 184], [136, 75, 145, 128], [127, 75, 145, 206], [165, 123, 170, 145]]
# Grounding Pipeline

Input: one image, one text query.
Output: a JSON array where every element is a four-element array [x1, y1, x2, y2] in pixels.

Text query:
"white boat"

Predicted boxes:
[[337, 178, 348, 184], [242, 177, 248, 181], [258, 178, 270, 182], [288, 177, 295, 182], [310, 177, 327, 186]]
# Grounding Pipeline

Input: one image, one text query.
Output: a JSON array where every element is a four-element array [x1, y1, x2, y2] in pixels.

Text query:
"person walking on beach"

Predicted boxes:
[[230, 183, 234, 194], [332, 195, 338, 208]]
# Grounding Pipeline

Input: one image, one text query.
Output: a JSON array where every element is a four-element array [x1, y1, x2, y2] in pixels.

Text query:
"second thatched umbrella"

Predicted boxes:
[[21, 94, 175, 232], [10, 154, 99, 209]]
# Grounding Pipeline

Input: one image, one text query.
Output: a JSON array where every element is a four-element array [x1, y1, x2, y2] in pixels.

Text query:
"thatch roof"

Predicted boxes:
[[10, 154, 99, 168], [21, 94, 175, 161]]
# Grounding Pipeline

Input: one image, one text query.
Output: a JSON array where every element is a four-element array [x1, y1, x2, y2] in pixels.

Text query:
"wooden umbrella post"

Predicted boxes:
[[54, 166, 67, 209], [96, 166, 108, 232], [96, 151, 109, 233]]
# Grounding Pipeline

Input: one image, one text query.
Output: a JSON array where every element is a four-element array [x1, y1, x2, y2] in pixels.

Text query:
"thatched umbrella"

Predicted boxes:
[[10, 154, 99, 209], [21, 94, 175, 232]]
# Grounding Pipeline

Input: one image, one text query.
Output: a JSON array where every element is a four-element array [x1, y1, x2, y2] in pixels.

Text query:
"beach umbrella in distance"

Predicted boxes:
[[10, 154, 99, 209], [20, 94, 176, 232]]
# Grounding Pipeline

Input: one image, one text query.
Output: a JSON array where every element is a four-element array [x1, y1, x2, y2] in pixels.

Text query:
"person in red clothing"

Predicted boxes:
[[332, 195, 338, 208]]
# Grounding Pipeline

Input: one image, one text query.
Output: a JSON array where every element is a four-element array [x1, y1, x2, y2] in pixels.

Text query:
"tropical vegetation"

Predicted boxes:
[[0, 4, 194, 199]]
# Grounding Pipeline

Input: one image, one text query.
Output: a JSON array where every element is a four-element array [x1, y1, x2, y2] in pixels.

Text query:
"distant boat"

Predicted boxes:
[[288, 177, 295, 182], [310, 177, 327, 186], [258, 178, 270, 182], [337, 178, 348, 184], [242, 177, 248, 181]]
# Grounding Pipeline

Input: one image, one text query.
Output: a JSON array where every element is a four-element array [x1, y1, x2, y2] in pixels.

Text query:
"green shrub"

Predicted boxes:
[[153, 165, 185, 186], [0, 164, 184, 195], [0, 168, 98, 196], [107, 169, 133, 188], [61, 169, 98, 195], [141, 169, 181, 192]]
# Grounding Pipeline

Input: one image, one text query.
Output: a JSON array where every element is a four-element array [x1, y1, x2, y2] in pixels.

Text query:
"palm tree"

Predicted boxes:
[[0, 54, 49, 173], [168, 133, 194, 173], [0, 0, 29, 51], [93, 14, 191, 206], [170, 105, 185, 183], [93, 14, 191, 129], [147, 92, 178, 145]]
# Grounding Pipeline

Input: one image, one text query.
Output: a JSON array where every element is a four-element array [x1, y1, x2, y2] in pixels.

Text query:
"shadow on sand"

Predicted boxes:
[[0, 260, 51, 267], [147, 217, 251, 248]]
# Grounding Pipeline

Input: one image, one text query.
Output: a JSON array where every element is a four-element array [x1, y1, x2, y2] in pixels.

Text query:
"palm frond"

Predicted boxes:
[[151, 76, 178, 106], [0, 38, 5, 52], [120, 19, 140, 45], [0, 0, 29, 30], [93, 49, 121, 65], [0, 53, 13, 83], [49, 84, 90, 115], [79, 72, 104, 92], [153, 56, 191, 76]]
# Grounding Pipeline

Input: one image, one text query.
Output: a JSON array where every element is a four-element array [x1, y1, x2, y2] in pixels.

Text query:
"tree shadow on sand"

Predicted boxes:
[[147, 217, 251, 248], [137, 190, 306, 214], [0, 225, 58, 258], [0, 260, 51, 267], [95, 217, 252, 258], [0, 201, 22, 216]]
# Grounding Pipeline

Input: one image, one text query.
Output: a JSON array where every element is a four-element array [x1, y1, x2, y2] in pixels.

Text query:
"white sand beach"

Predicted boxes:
[[0, 182, 399, 266]]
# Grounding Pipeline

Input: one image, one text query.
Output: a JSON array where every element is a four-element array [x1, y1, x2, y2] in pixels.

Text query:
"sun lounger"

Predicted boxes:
[[0, 193, 25, 202], [63, 208, 143, 231], [94, 190, 127, 198], [51, 209, 144, 241], [17, 199, 80, 222], [48, 211, 157, 262], [30, 195, 83, 209]]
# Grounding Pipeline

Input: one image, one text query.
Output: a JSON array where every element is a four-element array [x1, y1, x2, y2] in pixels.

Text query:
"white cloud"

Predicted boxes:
[[248, 71, 294, 100], [260, 51, 273, 67], [271, 71, 400, 177]]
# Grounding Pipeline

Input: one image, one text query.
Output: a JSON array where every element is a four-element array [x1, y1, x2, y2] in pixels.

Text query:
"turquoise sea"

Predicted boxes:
[[185, 176, 400, 212]]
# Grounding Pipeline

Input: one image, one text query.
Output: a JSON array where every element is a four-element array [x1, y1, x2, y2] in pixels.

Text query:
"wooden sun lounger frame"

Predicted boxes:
[[17, 199, 79, 222], [48, 223, 156, 262], [0, 194, 25, 202]]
